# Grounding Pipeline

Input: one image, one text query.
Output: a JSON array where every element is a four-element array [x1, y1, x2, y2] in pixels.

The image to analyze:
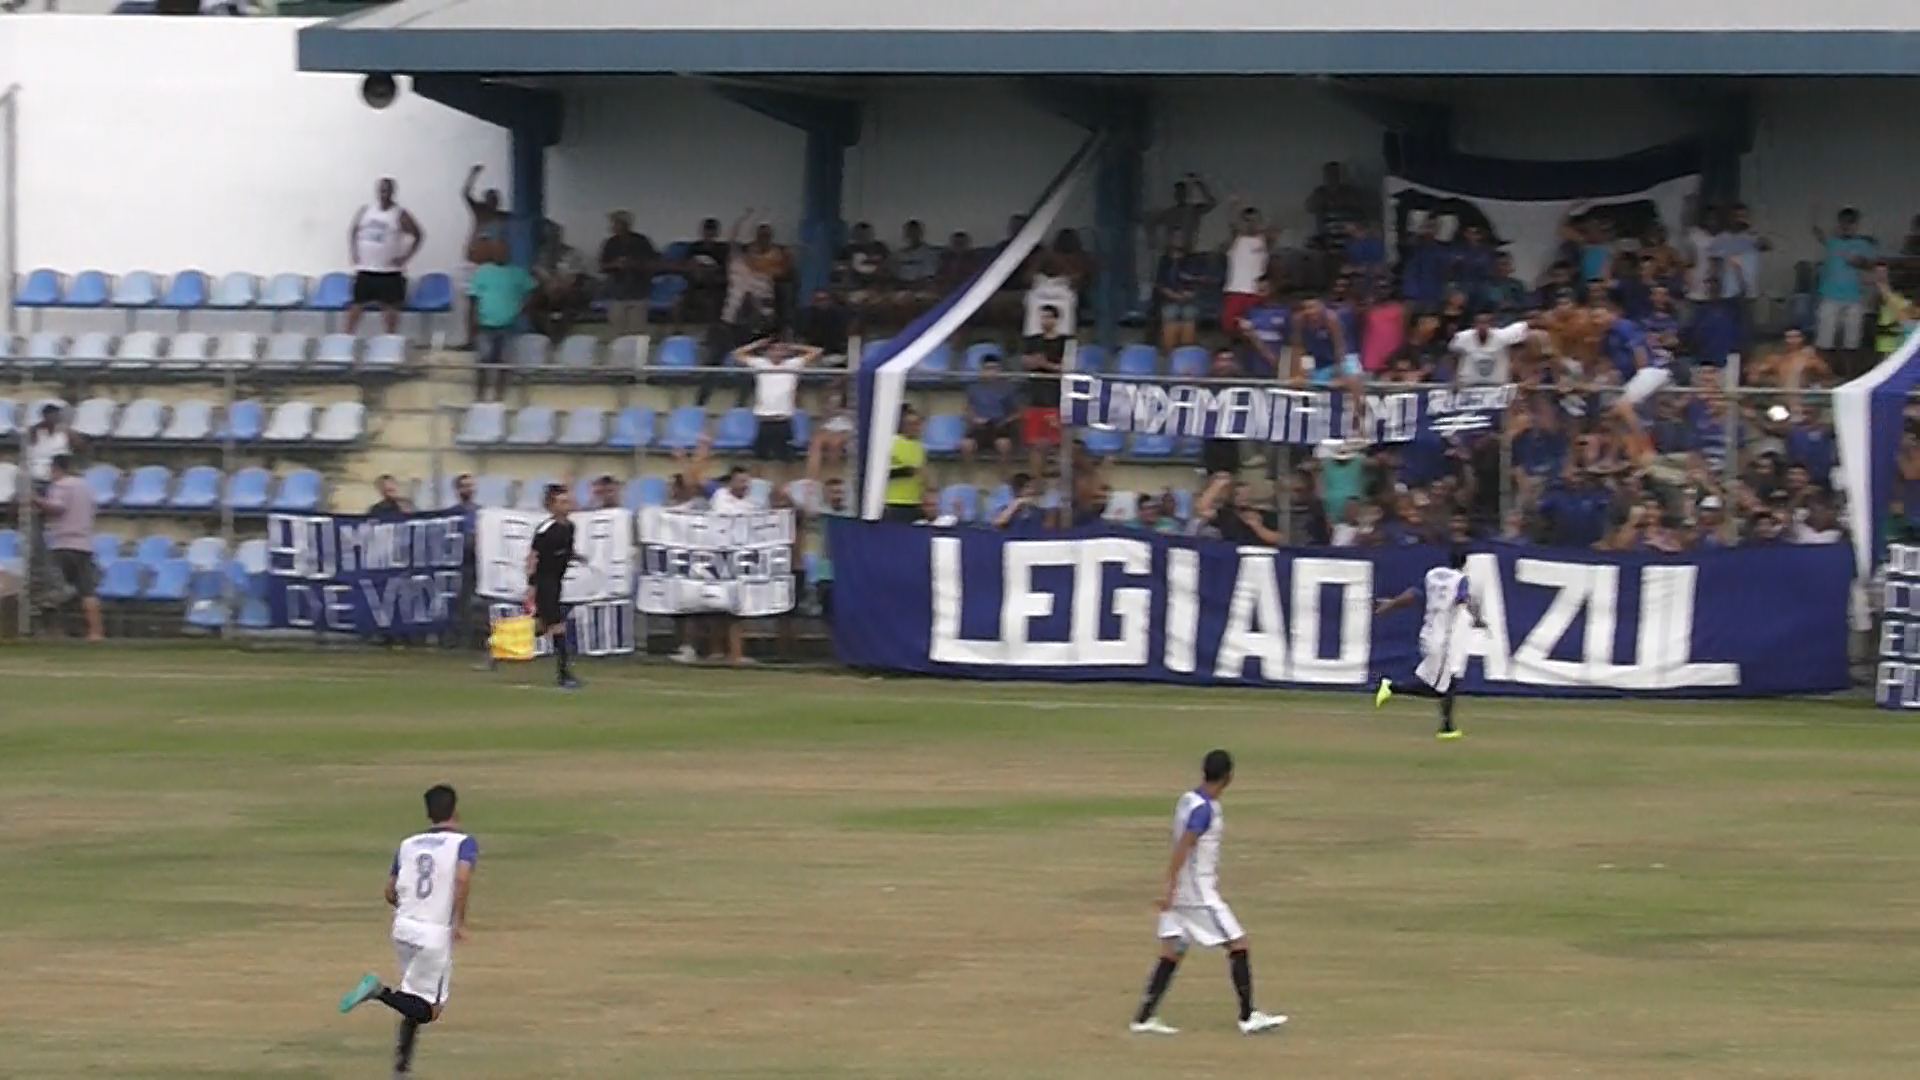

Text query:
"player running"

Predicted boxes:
[[339, 784, 479, 1079], [1130, 749, 1288, 1037], [1373, 548, 1481, 739]]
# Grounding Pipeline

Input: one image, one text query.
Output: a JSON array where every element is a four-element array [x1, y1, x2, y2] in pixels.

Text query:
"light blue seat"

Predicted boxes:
[[556, 335, 599, 369], [92, 533, 122, 567], [64, 270, 110, 307], [114, 398, 166, 440], [71, 397, 117, 439], [314, 402, 365, 443], [557, 407, 607, 447], [649, 274, 687, 315], [162, 331, 212, 373], [222, 400, 264, 442], [0, 399, 14, 440], [1171, 488, 1195, 521], [1083, 428, 1125, 456], [655, 334, 698, 370], [0, 528, 16, 565], [186, 601, 229, 630], [457, 403, 506, 446], [262, 401, 315, 442], [1073, 344, 1107, 372], [210, 272, 258, 309], [1169, 346, 1209, 378], [236, 538, 268, 575], [515, 475, 556, 510], [259, 273, 307, 310], [308, 272, 352, 312], [263, 332, 311, 368], [0, 467, 13, 511], [1116, 344, 1159, 377], [364, 334, 408, 369], [159, 271, 209, 310], [16, 269, 60, 308], [509, 334, 550, 369], [171, 466, 221, 510], [406, 273, 454, 313], [658, 406, 707, 450], [632, 475, 668, 508], [111, 330, 163, 371], [161, 399, 214, 442], [214, 332, 261, 367], [64, 332, 115, 372], [133, 534, 175, 568], [271, 469, 324, 512], [472, 473, 513, 508], [964, 343, 1004, 374], [606, 406, 654, 450], [789, 410, 811, 449], [313, 333, 357, 369], [1131, 431, 1177, 458], [940, 484, 980, 523], [145, 558, 192, 601], [185, 536, 227, 572], [606, 334, 646, 371], [985, 483, 1014, 522], [112, 271, 161, 309], [97, 561, 145, 601], [712, 407, 756, 451], [910, 341, 955, 382], [120, 466, 172, 510], [225, 467, 271, 512], [24, 332, 66, 369], [922, 413, 966, 454], [237, 598, 271, 629], [506, 406, 556, 446], [84, 464, 121, 507]]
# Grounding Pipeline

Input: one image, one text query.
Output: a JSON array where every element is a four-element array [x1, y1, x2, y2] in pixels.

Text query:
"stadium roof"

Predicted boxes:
[[298, 0, 1920, 75]]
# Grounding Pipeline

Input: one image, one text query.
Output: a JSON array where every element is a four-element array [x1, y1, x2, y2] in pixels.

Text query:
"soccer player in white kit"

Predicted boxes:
[[339, 784, 478, 1077], [1373, 548, 1481, 739], [1130, 749, 1287, 1036]]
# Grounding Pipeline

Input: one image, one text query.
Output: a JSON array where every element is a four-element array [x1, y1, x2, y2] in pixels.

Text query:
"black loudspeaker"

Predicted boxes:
[[155, 0, 200, 13]]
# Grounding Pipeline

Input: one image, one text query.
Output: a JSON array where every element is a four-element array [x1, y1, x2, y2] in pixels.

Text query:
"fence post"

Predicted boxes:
[[218, 360, 236, 638]]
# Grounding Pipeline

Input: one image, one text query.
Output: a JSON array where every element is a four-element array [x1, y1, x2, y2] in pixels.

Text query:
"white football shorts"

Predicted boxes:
[[393, 935, 452, 1005], [1416, 615, 1470, 695], [1622, 365, 1673, 406], [1157, 902, 1245, 949]]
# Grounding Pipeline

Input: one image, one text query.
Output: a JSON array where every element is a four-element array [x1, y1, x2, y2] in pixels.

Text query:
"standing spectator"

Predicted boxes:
[[1023, 253, 1078, 337], [587, 475, 623, 510], [1020, 304, 1068, 478], [1682, 199, 1721, 305], [1220, 204, 1274, 331], [707, 466, 761, 666], [1714, 203, 1767, 330], [1316, 439, 1366, 525], [1449, 310, 1532, 387], [532, 221, 592, 338], [960, 356, 1019, 473], [1155, 238, 1205, 352], [367, 474, 412, 515], [1793, 499, 1843, 544], [1236, 276, 1289, 378], [1199, 349, 1243, 477], [1306, 162, 1369, 251], [883, 406, 928, 524], [728, 219, 791, 331], [25, 403, 79, 493], [891, 220, 942, 315], [466, 238, 535, 402], [599, 211, 658, 336], [460, 165, 507, 261], [346, 177, 424, 336], [36, 455, 101, 642], [1813, 207, 1877, 354], [733, 335, 820, 485], [681, 217, 731, 323], [450, 473, 485, 654], [1149, 173, 1218, 257], [1291, 297, 1357, 389]]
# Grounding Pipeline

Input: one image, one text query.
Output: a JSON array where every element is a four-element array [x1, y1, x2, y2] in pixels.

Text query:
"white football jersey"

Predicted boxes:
[[1170, 789, 1224, 907], [1450, 322, 1529, 385], [1420, 567, 1471, 647], [391, 827, 478, 936]]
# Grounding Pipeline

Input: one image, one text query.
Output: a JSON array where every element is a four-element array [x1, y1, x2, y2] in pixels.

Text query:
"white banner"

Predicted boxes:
[[1384, 172, 1700, 287], [476, 507, 634, 605], [637, 507, 797, 618]]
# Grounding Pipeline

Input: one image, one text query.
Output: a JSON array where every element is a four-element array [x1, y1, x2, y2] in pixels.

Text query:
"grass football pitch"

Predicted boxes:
[[3, 646, 1919, 1079]]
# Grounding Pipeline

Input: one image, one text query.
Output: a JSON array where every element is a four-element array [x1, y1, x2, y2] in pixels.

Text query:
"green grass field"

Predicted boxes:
[[3, 646, 1919, 1079]]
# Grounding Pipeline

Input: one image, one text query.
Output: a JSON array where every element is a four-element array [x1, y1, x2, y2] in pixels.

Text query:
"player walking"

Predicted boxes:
[[1130, 749, 1287, 1036], [1373, 548, 1481, 739], [528, 483, 582, 689], [339, 784, 478, 1078]]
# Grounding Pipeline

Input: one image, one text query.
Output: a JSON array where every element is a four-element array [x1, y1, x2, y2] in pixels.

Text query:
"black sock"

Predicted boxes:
[[393, 1018, 420, 1073], [1440, 690, 1456, 732], [1228, 948, 1254, 1022], [554, 629, 571, 679], [376, 988, 433, 1024], [1133, 956, 1179, 1023]]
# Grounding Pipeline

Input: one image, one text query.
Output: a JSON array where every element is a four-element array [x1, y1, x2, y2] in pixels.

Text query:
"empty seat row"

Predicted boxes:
[[78, 464, 324, 513], [930, 484, 1196, 525], [16, 270, 453, 314], [454, 404, 820, 451], [0, 331, 409, 372], [1, 397, 365, 444]]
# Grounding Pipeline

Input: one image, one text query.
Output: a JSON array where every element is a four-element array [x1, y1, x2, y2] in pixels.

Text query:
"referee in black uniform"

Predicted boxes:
[[525, 483, 582, 689]]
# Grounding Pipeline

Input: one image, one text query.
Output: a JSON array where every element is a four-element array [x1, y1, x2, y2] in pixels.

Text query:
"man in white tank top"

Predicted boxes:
[[339, 784, 478, 1077], [1372, 547, 1482, 739], [347, 177, 424, 336]]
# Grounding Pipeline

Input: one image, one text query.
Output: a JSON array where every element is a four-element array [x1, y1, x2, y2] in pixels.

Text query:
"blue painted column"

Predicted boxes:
[[509, 125, 547, 271], [799, 129, 846, 300], [1093, 137, 1142, 349]]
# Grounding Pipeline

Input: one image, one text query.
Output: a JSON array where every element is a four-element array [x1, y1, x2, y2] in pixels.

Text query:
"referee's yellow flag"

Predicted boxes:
[[489, 614, 538, 662]]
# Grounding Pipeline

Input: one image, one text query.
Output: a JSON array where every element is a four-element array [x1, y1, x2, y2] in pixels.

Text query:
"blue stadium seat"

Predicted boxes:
[[1169, 346, 1208, 378], [649, 274, 687, 315], [0, 399, 15, 440], [24, 332, 65, 370], [308, 272, 352, 312], [509, 334, 550, 369], [145, 558, 192, 601], [457, 403, 506, 446], [210, 272, 258, 309], [663, 241, 691, 263], [1131, 431, 1177, 458], [314, 402, 365, 443], [222, 400, 264, 442], [1084, 428, 1125, 456], [92, 533, 122, 567], [712, 407, 756, 451], [964, 343, 1004, 375], [214, 332, 261, 368], [606, 406, 655, 450], [313, 333, 357, 369], [84, 464, 121, 508], [515, 475, 556, 510], [186, 601, 228, 630], [923, 413, 966, 454], [119, 466, 173, 510], [133, 535, 175, 568], [16, 269, 60, 307], [555, 335, 599, 370], [259, 273, 307, 310], [163, 332, 212, 373], [185, 536, 227, 573], [1170, 488, 1194, 521], [112, 271, 161, 309], [97, 561, 144, 601], [789, 410, 811, 449], [111, 331, 163, 371], [364, 334, 408, 369], [984, 483, 1013, 522], [263, 332, 311, 368], [171, 466, 221, 510], [1116, 344, 1159, 377], [63, 270, 110, 307], [1073, 344, 1107, 372], [473, 474, 513, 508], [161, 399, 214, 442], [557, 407, 607, 447], [159, 271, 209, 310], [113, 398, 165, 440], [225, 467, 271, 512], [63, 333, 114, 372], [71, 397, 116, 438], [0, 528, 17, 565], [406, 273, 454, 313], [658, 406, 707, 450], [506, 406, 557, 446], [237, 598, 271, 629], [655, 334, 698, 370], [633, 475, 669, 508], [940, 484, 980, 523], [262, 401, 315, 442], [271, 469, 323, 513], [910, 341, 955, 382]]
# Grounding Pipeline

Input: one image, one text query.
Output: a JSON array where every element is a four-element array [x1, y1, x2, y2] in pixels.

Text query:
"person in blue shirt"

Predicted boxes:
[[1537, 465, 1613, 549], [1236, 276, 1290, 378], [1155, 239, 1206, 352], [960, 356, 1021, 473], [1786, 406, 1836, 488], [1341, 219, 1387, 270], [1641, 284, 1682, 364], [1684, 274, 1741, 369], [1813, 207, 1878, 352], [1291, 297, 1359, 389], [1478, 253, 1529, 314], [1398, 218, 1451, 307], [1598, 300, 1669, 465], [466, 238, 536, 402]]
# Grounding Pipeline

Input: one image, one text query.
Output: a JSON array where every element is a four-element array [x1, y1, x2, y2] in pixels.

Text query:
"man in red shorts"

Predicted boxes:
[[1021, 303, 1068, 477]]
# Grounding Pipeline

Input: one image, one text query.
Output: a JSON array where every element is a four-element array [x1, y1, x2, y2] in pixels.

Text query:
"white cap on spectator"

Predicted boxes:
[[1700, 495, 1723, 511]]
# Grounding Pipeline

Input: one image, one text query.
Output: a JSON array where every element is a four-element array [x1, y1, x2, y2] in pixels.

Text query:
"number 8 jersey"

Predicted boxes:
[[391, 827, 479, 942]]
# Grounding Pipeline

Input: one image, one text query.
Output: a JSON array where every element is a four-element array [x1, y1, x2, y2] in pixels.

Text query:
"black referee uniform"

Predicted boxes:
[[529, 514, 578, 685]]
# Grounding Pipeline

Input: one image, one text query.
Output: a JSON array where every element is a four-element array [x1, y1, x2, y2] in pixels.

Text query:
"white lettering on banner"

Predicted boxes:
[[1879, 663, 1920, 708], [477, 508, 634, 607], [635, 507, 795, 618], [1289, 558, 1372, 685], [1505, 559, 1737, 689], [1215, 550, 1289, 681], [1459, 553, 1514, 682], [1163, 547, 1199, 674], [1061, 374, 1516, 445], [930, 536, 1153, 666]]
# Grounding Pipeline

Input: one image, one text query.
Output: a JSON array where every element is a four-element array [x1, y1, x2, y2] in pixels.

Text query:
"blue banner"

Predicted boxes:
[[828, 521, 1854, 698], [266, 511, 468, 635], [1059, 373, 1514, 446]]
